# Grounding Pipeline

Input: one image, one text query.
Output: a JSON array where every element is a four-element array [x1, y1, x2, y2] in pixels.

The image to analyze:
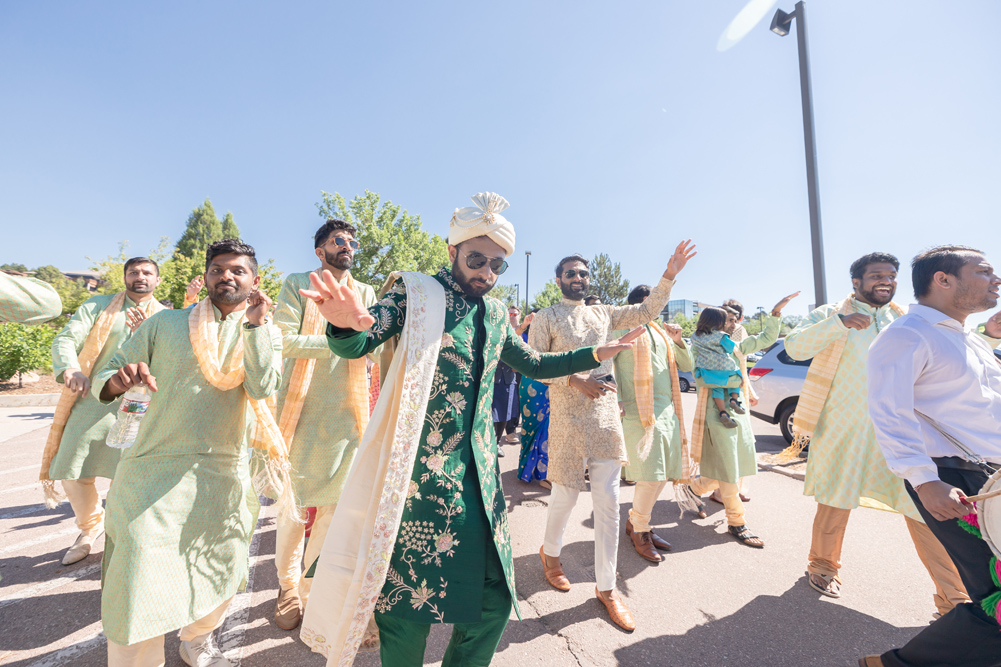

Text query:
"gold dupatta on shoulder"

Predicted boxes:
[[39, 294, 164, 507], [632, 322, 687, 462], [187, 298, 299, 521], [300, 271, 446, 666]]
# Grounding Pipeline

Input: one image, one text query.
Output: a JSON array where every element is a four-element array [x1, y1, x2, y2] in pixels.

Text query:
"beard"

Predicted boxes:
[[560, 281, 588, 301], [126, 280, 155, 294], [858, 284, 895, 306], [324, 249, 353, 271], [451, 260, 494, 298], [208, 281, 254, 305], [955, 282, 999, 313]]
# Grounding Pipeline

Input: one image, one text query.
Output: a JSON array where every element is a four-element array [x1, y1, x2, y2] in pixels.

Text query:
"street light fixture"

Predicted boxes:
[[771, 1, 828, 307]]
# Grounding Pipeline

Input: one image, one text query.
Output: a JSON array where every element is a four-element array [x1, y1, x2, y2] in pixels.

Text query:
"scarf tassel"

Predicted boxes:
[[252, 454, 304, 525], [777, 431, 810, 463], [41, 479, 66, 509], [672, 481, 703, 518], [983, 556, 1001, 624]]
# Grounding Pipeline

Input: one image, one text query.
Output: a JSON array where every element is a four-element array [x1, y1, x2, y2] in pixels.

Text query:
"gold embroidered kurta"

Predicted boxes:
[[273, 272, 377, 507], [784, 300, 920, 519], [0, 272, 62, 324], [91, 306, 283, 645], [527, 276, 675, 491]]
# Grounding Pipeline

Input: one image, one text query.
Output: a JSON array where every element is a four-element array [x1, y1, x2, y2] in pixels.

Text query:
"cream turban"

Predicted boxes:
[[448, 192, 516, 256]]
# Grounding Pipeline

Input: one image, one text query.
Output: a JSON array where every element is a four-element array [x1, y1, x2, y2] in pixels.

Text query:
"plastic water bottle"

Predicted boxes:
[[105, 382, 151, 449]]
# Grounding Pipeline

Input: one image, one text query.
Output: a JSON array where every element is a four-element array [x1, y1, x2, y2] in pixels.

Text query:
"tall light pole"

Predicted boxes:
[[524, 251, 531, 312], [771, 1, 828, 307]]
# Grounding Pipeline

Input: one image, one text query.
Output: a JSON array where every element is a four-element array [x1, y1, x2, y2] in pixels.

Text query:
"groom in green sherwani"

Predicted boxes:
[[298, 193, 642, 667]]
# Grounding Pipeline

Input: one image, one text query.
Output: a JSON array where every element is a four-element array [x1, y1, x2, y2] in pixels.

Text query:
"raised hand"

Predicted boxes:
[[125, 307, 147, 332], [64, 369, 91, 397], [186, 276, 204, 301], [299, 270, 376, 331], [665, 239, 698, 281], [663, 322, 684, 345], [840, 313, 872, 331], [984, 310, 1001, 338], [246, 290, 272, 326], [594, 326, 645, 361], [770, 291, 801, 317]]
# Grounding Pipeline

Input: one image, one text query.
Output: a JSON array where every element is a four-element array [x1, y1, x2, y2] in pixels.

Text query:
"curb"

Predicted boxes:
[[757, 461, 806, 482], [0, 393, 60, 408]]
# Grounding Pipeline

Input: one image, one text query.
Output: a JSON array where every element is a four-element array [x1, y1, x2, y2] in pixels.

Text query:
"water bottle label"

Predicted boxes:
[[119, 398, 150, 415]]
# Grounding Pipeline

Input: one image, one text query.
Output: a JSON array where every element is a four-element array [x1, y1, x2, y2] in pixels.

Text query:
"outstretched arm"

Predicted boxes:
[[607, 240, 696, 330]]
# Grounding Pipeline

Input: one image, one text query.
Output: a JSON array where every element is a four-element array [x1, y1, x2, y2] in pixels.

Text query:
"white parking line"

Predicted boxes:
[[219, 500, 271, 666], [0, 526, 78, 556], [0, 464, 40, 476], [24, 624, 106, 667], [0, 562, 101, 609], [0, 490, 106, 522], [0, 482, 41, 495]]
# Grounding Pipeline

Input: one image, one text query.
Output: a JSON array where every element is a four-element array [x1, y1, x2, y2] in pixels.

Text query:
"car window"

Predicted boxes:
[[777, 349, 812, 367]]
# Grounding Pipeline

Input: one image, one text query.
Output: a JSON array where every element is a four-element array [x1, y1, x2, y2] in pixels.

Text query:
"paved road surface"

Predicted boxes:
[[0, 396, 939, 666]]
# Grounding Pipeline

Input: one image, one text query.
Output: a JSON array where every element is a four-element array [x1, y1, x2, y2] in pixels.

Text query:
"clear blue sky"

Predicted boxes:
[[2, 1, 998, 315]]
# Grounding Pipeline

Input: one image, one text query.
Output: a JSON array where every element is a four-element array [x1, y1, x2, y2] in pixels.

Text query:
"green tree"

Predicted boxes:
[[32, 265, 93, 327], [670, 313, 698, 338], [1, 263, 28, 273], [0, 322, 56, 386], [531, 279, 563, 310], [175, 199, 241, 260], [316, 190, 449, 288], [490, 284, 520, 307], [588, 253, 630, 306]]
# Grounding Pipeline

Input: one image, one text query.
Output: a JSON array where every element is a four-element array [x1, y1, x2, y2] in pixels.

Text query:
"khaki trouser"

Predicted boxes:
[[689, 477, 745, 526], [106, 596, 233, 667], [807, 503, 970, 615], [629, 480, 669, 532], [62, 477, 104, 532], [274, 503, 336, 605]]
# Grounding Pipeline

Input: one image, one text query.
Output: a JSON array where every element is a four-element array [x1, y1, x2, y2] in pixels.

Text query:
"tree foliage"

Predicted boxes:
[[32, 265, 94, 327], [0, 322, 55, 385], [175, 199, 242, 260], [0, 263, 28, 273], [588, 253, 630, 306], [531, 279, 563, 311], [316, 190, 449, 288], [490, 284, 520, 307], [669, 313, 698, 338]]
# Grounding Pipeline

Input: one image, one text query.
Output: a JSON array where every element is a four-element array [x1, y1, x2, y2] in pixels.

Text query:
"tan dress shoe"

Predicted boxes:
[[858, 656, 885, 667], [596, 588, 635, 632], [274, 586, 302, 630], [629, 530, 662, 563], [625, 519, 671, 551], [62, 525, 103, 566], [539, 546, 570, 591]]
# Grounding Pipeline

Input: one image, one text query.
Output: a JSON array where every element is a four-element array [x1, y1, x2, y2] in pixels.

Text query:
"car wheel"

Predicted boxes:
[[679, 378, 690, 393], [778, 402, 797, 445]]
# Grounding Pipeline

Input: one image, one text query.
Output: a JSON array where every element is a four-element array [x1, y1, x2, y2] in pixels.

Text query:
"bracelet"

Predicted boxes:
[[567, 375, 573, 386], [592, 347, 601, 363]]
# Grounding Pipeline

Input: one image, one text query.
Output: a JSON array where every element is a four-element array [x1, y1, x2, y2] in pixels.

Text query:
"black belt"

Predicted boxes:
[[933, 456, 997, 474]]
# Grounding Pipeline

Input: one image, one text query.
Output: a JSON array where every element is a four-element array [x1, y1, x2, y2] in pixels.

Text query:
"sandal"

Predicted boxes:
[[808, 572, 842, 598], [728, 524, 764, 548], [719, 411, 738, 429], [729, 398, 746, 415]]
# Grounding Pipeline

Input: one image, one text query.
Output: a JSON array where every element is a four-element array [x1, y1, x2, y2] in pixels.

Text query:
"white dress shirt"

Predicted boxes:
[[868, 304, 1001, 486]]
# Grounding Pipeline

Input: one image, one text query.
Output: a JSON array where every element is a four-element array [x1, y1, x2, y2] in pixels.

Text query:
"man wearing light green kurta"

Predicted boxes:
[[0, 271, 62, 324], [92, 242, 282, 665], [784, 253, 967, 611]]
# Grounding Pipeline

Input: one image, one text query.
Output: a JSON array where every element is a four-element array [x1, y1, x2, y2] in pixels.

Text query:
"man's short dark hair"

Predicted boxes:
[[696, 307, 728, 336], [206, 238, 258, 275], [627, 285, 651, 305], [911, 245, 984, 299], [555, 254, 588, 277], [721, 305, 740, 318], [722, 299, 743, 318], [850, 252, 900, 281], [314, 219, 358, 249], [124, 257, 159, 276]]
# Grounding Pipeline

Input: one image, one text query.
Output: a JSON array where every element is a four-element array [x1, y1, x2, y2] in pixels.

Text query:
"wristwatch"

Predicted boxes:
[[244, 318, 269, 330]]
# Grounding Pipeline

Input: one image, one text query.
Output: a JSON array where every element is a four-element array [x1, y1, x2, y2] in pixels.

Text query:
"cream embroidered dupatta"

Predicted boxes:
[[300, 272, 446, 666]]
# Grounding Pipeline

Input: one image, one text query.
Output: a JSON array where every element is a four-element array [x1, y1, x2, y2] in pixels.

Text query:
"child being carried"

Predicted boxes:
[[690, 306, 745, 429]]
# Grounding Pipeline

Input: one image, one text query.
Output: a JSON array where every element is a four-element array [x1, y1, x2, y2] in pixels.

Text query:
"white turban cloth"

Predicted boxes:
[[448, 192, 516, 256]]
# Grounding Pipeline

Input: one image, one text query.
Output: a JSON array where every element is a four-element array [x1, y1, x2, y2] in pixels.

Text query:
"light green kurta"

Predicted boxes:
[[273, 271, 377, 507], [697, 316, 780, 484], [613, 322, 693, 482], [49, 294, 149, 481], [0, 272, 62, 325], [92, 306, 283, 645], [784, 300, 920, 519]]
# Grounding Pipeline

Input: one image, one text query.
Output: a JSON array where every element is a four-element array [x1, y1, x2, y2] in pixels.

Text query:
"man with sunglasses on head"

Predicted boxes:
[[298, 192, 644, 667], [269, 218, 378, 631], [529, 242, 696, 631]]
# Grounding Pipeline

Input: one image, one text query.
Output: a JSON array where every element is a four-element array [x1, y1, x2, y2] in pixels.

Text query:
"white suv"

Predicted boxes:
[[748, 340, 811, 444]]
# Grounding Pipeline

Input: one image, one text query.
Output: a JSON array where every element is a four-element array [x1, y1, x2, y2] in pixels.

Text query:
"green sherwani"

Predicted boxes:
[[0, 272, 62, 324], [273, 272, 377, 506], [49, 294, 149, 481], [92, 306, 283, 645], [327, 268, 599, 624], [613, 322, 693, 482], [784, 300, 919, 519], [697, 316, 779, 483]]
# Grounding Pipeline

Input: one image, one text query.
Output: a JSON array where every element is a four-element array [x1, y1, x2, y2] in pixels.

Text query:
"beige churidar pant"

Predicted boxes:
[[807, 503, 969, 615], [62, 477, 104, 532], [274, 503, 337, 605], [106, 595, 233, 667], [629, 480, 669, 532], [689, 477, 745, 526]]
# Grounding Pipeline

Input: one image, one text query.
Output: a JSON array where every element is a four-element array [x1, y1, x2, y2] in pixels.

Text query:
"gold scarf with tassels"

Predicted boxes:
[[277, 273, 370, 453], [777, 296, 905, 461], [188, 298, 300, 522], [39, 294, 164, 507], [632, 322, 687, 462]]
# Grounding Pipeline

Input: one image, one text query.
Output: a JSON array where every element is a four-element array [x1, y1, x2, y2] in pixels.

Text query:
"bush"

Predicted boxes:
[[0, 322, 55, 386]]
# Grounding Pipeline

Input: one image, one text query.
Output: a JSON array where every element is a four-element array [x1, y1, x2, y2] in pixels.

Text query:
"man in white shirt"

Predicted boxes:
[[862, 245, 1001, 667]]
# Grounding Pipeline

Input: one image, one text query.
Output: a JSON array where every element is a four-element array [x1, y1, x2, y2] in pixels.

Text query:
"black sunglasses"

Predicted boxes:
[[563, 269, 589, 279], [329, 237, 361, 251], [459, 249, 508, 275]]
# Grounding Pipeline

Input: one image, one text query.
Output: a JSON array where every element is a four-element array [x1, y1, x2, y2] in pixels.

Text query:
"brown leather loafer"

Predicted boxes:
[[630, 529, 662, 563], [596, 588, 635, 632], [625, 520, 671, 551], [539, 546, 571, 591], [858, 656, 885, 667], [274, 586, 302, 630]]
